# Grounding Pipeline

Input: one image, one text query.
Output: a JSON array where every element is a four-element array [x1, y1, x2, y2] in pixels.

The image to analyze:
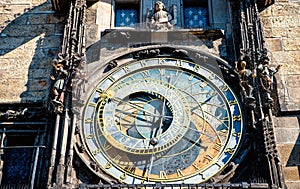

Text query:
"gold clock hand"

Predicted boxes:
[[111, 97, 162, 117], [147, 76, 171, 181], [147, 146, 155, 181], [115, 109, 172, 119]]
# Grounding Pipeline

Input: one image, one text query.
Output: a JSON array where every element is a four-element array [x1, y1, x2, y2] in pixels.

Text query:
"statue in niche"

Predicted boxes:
[[72, 59, 87, 114], [235, 60, 256, 109], [257, 57, 282, 106], [147, 1, 176, 30], [50, 59, 68, 105], [235, 60, 255, 99]]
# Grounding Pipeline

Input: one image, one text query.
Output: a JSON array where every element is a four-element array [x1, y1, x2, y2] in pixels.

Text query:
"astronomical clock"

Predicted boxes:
[[77, 47, 246, 185]]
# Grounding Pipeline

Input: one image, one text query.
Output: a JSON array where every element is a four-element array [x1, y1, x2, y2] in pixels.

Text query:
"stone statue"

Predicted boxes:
[[257, 57, 282, 105], [149, 1, 173, 30], [50, 59, 68, 105]]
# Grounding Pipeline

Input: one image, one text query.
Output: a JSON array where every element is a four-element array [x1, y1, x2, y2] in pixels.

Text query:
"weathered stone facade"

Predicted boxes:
[[260, 1, 300, 188], [261, 1, 300, 112], [0, 0, 65, 104]]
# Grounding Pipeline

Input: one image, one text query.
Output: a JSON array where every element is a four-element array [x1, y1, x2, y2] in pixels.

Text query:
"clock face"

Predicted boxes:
[[82, 57, 243, 184]]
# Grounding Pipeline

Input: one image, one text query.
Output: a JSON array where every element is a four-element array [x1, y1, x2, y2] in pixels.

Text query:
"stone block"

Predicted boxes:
[[285, 181, 300, 189], [273, 116, 300, 128], [26, 79, 50, 91], [28, 68, 51, 79], [260, 8, 272, 17], [270, 51, 300, 66], [261, 17, 273, 28], [30, 2, 53, 12], [20, 90, 49, 103], [265, 38, 283, 51], [270, 16, 287, 28], [86, 24, 99, 47], [41, 36, 63, 48], [263, 28, 287, 38], [8, 4, 30, 15], [0, 36, 25, 50], [274, 128, 300, 144], [277, 144, 300, 166], [287, 26, 300, 38], [54, 23, 65, 35], [285, 16, 300, 27], [27, 13, 65, 24], [282, 166, 300, 181], [279, 101, 300, 112], [96, 1, 112, 30], [283, 38, 300, 51], [276, 0, 289, 2], [270, 3, 300, 17], [86, 8, 97, 23]]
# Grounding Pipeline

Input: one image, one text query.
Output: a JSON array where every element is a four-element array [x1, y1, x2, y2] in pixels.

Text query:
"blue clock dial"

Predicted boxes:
[[82, 58, 243, 184]]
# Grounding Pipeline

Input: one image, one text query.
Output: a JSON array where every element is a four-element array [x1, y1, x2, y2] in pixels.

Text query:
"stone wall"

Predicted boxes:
[[0, 0, 65, 104], [273, 116, 300, 188], [260, 0, 300, 112], [260, 1, 300, 188]]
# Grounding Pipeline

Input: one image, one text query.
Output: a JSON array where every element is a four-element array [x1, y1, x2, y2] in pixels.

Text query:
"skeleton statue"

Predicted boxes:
[[235, 60, 255, 100]]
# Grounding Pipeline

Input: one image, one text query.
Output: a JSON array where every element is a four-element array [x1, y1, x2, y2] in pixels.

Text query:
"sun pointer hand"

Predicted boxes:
[[147, 76, 171, 181]]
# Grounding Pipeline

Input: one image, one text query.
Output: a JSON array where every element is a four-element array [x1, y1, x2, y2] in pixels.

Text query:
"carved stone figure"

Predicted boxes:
[[50, 59, 68, 104], [257, 57, 282, 105], [149, 1, 173, 30], [72, 60, 87, 109]]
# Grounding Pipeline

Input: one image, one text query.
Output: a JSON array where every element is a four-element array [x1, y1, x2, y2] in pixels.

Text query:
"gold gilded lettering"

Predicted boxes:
[[220, 85, 229, 92], [103, 141, 112, 151], [213, 142, 223, 151], [177, 169, 185, 177], [141, 70, 150, 77], [208, 74, 215, 80], [215, 162, 222, 168], [108, 76, 115, 82], [140, 60, 147, 67], [125, 164, 136, 174], [218, 129, 229, 137], [225, 148, 235, 155], [122, 66, 130, 73], [86, 134, 94, 139], [204, 154, 214, 162], [232, 131, 241, 138], [175, 60, 182, 67], [159, 69, 165, 75], [120, 172, 126, 180], [104, 162, 112, 169], [229, 100, 238, 105], [200, 81, 208, 88], [85, 118, 93, 123], [193, 65, 200, 72], [233, 115, 241, 121], [160, 171, 167, 179], [92, 148, 100, 155], [192, 163, 201, 171], [88, 102, 97, 107]]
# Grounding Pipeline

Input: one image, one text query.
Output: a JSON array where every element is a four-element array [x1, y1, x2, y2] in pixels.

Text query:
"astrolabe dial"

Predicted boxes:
[[82, 57, 243, 184]]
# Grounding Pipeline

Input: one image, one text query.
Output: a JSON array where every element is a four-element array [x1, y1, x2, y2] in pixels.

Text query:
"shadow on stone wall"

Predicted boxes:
[[0, 2, 65, 105], [286, 116, 300, 175]]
